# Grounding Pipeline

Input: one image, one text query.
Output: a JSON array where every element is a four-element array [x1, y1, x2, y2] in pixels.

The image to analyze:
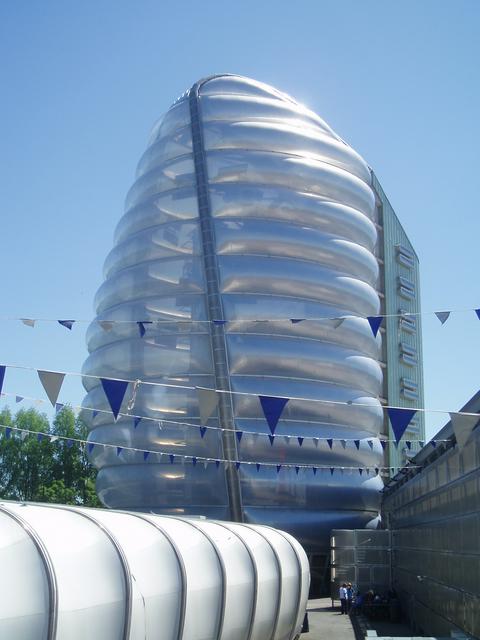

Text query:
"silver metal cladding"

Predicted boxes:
[[82, 75, 384, 553]]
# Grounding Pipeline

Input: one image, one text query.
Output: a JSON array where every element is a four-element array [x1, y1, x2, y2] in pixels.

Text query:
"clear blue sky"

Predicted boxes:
[[1, 0, 479, 439]]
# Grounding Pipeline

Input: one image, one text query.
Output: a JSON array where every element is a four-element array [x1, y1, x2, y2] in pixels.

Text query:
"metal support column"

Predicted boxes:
[[189, 80, 244, 523]]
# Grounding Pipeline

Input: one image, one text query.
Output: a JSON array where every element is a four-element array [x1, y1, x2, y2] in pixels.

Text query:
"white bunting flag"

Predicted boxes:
[[197, 387, 219, 425], [37, 370, 65, 407], [449, 412, 479, 449], [435, 311, 450, 325], [21, 318, 36, 328], [330, 317, 345, 329]]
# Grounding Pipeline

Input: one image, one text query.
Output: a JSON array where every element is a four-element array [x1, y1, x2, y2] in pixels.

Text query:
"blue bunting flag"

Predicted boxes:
[[259, 395, 289, 434], [100, 378, 130, 420], [387, 407, 417, 443]]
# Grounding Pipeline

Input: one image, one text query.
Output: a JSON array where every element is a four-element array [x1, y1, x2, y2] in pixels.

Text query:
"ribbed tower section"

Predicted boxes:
[[82, 75, 384, 553]]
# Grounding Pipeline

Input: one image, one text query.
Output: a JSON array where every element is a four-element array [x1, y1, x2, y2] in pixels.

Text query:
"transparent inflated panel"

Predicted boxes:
[[83, 75, 384, 553]]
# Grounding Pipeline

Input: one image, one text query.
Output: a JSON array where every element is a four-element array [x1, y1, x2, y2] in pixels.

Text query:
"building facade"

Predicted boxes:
[[372, 173, 425, 470], [82, 75, 385, 559], [382, 392, 480, 637]]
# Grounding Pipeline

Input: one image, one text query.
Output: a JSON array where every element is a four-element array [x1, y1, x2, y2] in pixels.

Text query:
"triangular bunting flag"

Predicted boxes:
[[259, 395, 289, 434], [50, 435, 59, 443], [449, 412, 479, 449], [21, 318, 36, 327], [327, 438, 333, 449], [367, 440, 373, 449], [143, 451, 150, 461], [340, 439, 347, 449], [116, 447, 123, 456], [58, 320, 75, 330], [256, 463, 261, 472], [20, 431, 28, 441], [236, 430, 243, 443], [169, 454, 175, 464], [92, 410, 99, 419], [283, 435, 291, 445], [15, 395, 23, 403], [354, 440, 360, 450], [66, 439, 74, 448], [203, 460, 209, 469], [297, 436, 304, 447], [359, 468, 363, 476], [330, 467, 334, 475], [137, 321, 152, 337], [192, 457, 197, 466], [215, 460, 221, 469], [475, 309, 480, 321], [200, 427, 207, 439], [380, 440, 387, 450], [99, 321, 114, 332], [37, 433, 44, 442], [213, 319, 227, 325], [197, 387, 218, 425], [375, 467, 379, 475], [268, 434, 275, 446], [367, 316, 383, 337], [235, 461, 241, 470], [38, 370, 65, 407], [312, 467, 317, 475], [387, 407, 417, 443], [419, 440, 424, 448], [55, 403, 64, 414], [5, 427, 12, 439], [435, 311, 450, 325], [330, 317, 345, 329], [100, 378, 129, 420], [290, 318, 305, 324], [87, 443, 95, 454], [276, 464, 282, 473], [134, 417, 141, 429], [0, 366, 5, 396], [295, 466, 300, 475], [405, 440, 412, 450]]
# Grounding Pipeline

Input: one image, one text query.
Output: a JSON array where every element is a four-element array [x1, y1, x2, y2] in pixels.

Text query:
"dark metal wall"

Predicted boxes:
[[382, 394, 480, 638]]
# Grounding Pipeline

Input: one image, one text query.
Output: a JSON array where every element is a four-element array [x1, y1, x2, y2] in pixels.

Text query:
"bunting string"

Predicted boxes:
[[0, 390, 463, 452], [0, 422, 423, 477], [1, 362, 479, 419], [3, 306, 480, 327]]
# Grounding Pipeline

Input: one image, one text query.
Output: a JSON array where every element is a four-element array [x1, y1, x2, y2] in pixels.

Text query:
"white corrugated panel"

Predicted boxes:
[[0, 502, 309, 640]]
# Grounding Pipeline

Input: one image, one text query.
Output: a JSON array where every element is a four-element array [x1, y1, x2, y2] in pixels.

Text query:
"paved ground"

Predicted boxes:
[[303, 598, 356, 640], [303, 597, 415, 639]]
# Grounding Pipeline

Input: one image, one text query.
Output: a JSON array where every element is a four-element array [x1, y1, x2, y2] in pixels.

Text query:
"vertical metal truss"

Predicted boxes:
[[189, 80, 244, 523]]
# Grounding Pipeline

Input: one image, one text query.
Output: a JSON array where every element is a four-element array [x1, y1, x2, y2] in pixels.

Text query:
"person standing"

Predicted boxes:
[[339, 583, 348, 614], [347, 583, 354, 612]]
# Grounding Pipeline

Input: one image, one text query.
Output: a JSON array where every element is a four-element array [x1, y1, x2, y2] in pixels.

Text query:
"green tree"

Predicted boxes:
[[0, 406, 100, 507], [0, 407, 53, 501]]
